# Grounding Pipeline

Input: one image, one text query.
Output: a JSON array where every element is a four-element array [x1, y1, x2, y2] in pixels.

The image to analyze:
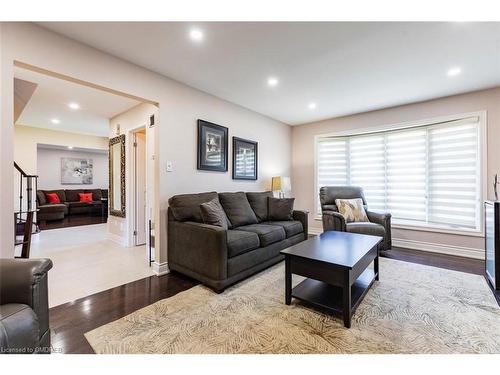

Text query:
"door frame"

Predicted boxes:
[[128, 125, 149, 250]]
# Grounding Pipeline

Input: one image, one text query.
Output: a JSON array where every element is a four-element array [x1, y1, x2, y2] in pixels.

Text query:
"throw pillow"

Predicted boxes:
[[268, 197, 295, 221], [246, 191, 273, 222], [218, 192, 258, 228], [45, 193, 60, 204], [335, 198, 369, 223], [200, 198, 229, 230], [79, 193, 93, 202]]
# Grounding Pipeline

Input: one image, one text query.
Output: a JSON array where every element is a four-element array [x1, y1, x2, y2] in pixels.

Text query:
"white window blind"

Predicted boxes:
[[316, 116, 482, 232]]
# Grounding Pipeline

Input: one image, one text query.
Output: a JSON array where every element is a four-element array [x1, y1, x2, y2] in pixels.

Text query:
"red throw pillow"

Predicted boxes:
[[79, 193, 93, 202], [46, 193, 60, 204]]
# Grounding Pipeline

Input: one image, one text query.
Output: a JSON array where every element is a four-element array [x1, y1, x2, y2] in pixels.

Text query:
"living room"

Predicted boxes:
[[1, 1, 500, 372]]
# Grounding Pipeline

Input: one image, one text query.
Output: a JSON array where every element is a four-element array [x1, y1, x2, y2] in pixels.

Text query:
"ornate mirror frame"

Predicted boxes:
[[109, 134, 126, 217]]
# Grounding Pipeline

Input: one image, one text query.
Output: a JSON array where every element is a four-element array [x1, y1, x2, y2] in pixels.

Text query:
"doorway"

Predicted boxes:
[[133, 128, 147, 246], [12, 61, 160, 307]]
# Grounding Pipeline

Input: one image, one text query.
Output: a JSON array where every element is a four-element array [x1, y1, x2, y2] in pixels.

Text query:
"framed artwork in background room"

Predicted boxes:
[[232, 137, 258, 180], [197, 119, 228, 172]]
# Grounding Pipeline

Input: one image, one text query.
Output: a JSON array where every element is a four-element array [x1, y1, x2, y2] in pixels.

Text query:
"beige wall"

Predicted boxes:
[[37, 148, 108, 190], [14, 124, 108, 176], [292, 87, 500, 254], [1, 23, 292, 267]]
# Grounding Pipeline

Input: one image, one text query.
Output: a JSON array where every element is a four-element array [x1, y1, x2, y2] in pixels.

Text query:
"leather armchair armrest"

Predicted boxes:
[[366, 210, 392, 226], [167, 221, 228, 281], [292, 210, 309, 237], [0, 258, 52, 339], [322, 211, 346, 232], [366, 210, 392, 250]]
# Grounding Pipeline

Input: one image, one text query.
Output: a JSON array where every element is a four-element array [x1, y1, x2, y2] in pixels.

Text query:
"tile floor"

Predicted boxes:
[[26, 224, 155, 307]]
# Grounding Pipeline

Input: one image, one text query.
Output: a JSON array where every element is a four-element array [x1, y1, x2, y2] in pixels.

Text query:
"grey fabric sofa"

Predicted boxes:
[[320, 186, 392, 250], [168, 191, 308, 293], [0, 258, 53, 354]]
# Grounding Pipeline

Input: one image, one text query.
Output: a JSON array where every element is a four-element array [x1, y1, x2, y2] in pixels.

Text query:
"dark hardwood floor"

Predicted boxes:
[[48, 247, 499, 354], [50, 271, 199, 353], [39, 213, 107, 231]]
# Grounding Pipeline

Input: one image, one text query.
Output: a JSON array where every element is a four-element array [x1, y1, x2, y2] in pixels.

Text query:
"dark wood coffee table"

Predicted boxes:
[[280, 231, 382, 328]]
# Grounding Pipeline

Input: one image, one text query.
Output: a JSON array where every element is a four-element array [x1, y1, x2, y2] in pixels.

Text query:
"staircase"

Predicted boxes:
[[14, 162, 39, 259]]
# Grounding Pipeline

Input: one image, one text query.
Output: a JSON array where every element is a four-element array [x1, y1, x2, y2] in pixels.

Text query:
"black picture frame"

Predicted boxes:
[[197, 119, 228, 172], [232, 137, 258, 180]]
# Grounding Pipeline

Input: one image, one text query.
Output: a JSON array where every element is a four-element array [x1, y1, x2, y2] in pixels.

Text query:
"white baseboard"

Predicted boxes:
[[107, 232, 128, 247], [392, 238, 484, 260], [308, 229, 484, 260], [152, 261, 170, 276]]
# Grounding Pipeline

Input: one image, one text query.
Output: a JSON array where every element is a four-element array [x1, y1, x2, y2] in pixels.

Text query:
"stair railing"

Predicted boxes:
[[14, 162, 39, 258]]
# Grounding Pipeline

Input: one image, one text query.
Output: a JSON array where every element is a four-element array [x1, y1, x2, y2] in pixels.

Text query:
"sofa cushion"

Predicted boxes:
[[36, 191, 46, 206], [268, 197, 295, 221], [346, 222, 385, 237], [44, 189, 66, 203], [101, 189, 108, 199], [65, 189, 84, 202], [45, 193, 60, 204], [246, 191, 273, 222], [85, 189, 102, 200], [219, 192, 258, 228], [168, 192, 218, 222], [67, 201, 95, 208], [265, 220, 303, 238], [226, 230, 260, 258], [235, 224, 285, 247], [38, 204, 67, 213], [200, 198, 229, 229]]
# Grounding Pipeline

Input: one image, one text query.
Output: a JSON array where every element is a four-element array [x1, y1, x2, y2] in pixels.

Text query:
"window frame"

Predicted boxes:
[[314, 111, 487, 237]]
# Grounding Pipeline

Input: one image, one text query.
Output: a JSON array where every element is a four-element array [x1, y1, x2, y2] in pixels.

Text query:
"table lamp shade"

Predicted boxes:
[[272, 176, 291, 192]]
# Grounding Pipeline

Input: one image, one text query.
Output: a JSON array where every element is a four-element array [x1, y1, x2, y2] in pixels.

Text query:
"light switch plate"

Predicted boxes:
[[166, 161, 173, 172]]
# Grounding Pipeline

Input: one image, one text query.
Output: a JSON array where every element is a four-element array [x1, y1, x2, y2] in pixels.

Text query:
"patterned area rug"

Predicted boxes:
[[85, 258, 500, 353]]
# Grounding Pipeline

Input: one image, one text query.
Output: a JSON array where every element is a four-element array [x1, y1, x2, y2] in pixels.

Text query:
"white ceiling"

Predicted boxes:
[[15, 67, 141, 136], [38, 22, 500, 125]]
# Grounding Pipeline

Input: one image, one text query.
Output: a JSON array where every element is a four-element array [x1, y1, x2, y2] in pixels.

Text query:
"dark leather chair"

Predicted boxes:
[[320, 186, 392, 250], [0, 258, 53, 354]]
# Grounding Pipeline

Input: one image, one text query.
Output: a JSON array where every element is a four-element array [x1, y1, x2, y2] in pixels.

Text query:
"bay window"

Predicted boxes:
[[316, 115, 483, 233]]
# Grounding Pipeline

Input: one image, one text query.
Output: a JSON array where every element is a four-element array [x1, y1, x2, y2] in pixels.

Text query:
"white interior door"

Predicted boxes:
[[134, 131, 147, 246]]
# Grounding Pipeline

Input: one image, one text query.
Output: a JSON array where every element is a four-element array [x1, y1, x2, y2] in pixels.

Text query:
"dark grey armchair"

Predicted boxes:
[[0, 258, 53, 354], [320, 186, 392, 250]]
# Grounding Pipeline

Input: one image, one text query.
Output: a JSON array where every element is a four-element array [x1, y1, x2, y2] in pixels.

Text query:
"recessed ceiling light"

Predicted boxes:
[[308, 102, 317, 110], [189, 28, 204, 42], [68, 102, 80, 110], [447, 67, 462, 77], [267, 77, 279, 87], [51, 118, 60, 124], [67, 146, 73, 150]]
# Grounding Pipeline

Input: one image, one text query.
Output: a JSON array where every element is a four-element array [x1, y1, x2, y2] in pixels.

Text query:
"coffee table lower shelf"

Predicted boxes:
[[291, 268, 376, 319]]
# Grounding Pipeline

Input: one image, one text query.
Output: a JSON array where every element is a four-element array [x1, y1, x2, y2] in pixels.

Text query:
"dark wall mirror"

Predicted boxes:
[[109, 134, 126, 217]]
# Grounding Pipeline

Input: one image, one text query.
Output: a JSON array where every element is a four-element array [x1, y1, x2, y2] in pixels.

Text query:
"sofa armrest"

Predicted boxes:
[[167, 221, 228, 281], [292, 210, 309, 237], [322, 211, 346, 232], [0, 258, 52, 338]]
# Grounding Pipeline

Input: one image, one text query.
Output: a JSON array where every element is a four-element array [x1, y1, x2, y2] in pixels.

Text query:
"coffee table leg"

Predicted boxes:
[[343, 272, 352, 328], [285, 256, 291, 305], [374, 250, 380, 281]]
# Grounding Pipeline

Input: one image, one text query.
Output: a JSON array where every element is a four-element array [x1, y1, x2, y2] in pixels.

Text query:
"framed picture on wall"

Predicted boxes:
[[197, 119, 228, 172], [61, 157, 93, 184], [232, 137, 258, 180]]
